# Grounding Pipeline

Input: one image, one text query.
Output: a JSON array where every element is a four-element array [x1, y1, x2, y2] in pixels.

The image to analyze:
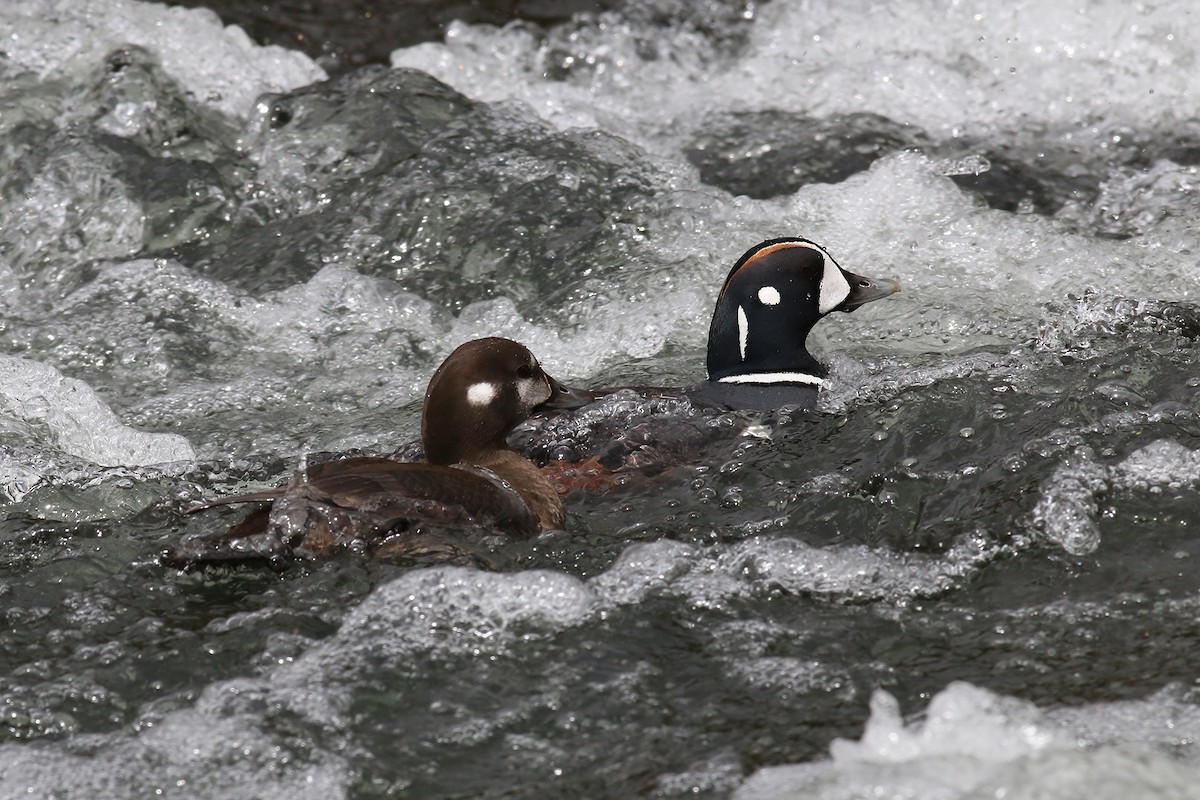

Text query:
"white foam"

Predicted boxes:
[[441, 291, 708, 379], [1, 0, 324, 120], [1030, 439, 1200, 555], [391, 1, 1199, 139], [0, 354, 195, 468], [735, 681, 1200, 800], [732, 0, 1197, 133], [1029, 456, 1108, 556], [0, 141, 145, 277], [588, 531, 999, 612], [1111, 439, 1200, 490], [0, 692, 353, 800]]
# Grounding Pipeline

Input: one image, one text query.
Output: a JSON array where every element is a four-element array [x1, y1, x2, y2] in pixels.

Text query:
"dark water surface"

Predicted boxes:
[[2, 0, 1200, 798]]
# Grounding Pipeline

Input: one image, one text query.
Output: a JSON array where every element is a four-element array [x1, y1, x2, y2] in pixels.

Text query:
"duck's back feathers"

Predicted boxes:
[[273, 456, 541, 533], [163, 456, 544, 569]]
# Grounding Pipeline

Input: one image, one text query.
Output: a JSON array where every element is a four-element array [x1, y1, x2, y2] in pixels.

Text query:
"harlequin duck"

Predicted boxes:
[[686, 237, 900, 411], [517, 238, 900, 491], [163, 337, 592, 569]]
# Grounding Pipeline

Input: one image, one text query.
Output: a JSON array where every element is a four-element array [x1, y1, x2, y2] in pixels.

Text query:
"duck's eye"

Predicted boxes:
[[516, 364, 534, 379]]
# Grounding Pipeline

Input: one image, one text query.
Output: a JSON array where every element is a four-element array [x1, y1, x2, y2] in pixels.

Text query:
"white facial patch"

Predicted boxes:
[[737, 306, 749, 361], [818, 262, 851, 314], [516, 374, 549, 407], [466, 381, 498, 406], [757, 286, 781, 306], [516, 362, 552, 407]]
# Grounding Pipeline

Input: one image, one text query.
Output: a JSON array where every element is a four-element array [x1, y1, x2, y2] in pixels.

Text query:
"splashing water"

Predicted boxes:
[[1, 0, 1200, 798]]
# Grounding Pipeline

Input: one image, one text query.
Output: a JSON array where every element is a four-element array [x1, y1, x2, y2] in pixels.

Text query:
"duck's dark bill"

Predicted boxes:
[[537, 375, 594, 410], [837, 272, 902, 312]]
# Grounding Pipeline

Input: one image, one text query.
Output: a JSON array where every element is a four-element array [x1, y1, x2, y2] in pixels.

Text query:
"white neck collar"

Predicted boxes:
[[716, 372, 824, 387]]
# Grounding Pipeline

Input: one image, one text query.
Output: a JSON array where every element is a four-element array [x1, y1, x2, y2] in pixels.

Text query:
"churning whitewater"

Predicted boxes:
[[0, 0, 1199, 798]]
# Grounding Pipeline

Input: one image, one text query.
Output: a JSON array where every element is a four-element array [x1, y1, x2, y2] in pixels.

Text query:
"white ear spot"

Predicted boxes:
[[818, 263, 851, 314], [466, 381, 498, 406], [757, 286, 781, 306], [737, 306, 749, 361]]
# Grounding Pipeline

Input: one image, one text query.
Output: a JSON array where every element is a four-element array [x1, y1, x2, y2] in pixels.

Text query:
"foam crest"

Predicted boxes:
[[391, 1, 1198, 140], [691, 534, 997, 605], [737, 0, 1195, 132], [248, 264, 444, 363], [1029, 455, 1108, 556], [589, 531, 1000, 610], [0, 139, 145, 282], [0, 698, 353, 800], [1069, 159, 1200, 239], [0, 0, 323, 119], [1111, 439, 1200, 489], [590, 539, 703, 607], [1031, 440, 1200, 555], [0, 355, 194, 468], [836, 683, 1057, 763], [735, 681, 1200, 800], [336, 566, 597, 649], [269, 567, 600, 723], [444, 290, 711, 379]]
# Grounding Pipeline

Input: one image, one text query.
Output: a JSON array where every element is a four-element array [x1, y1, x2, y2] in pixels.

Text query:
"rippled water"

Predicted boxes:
[[2, 0, 1200, 798]]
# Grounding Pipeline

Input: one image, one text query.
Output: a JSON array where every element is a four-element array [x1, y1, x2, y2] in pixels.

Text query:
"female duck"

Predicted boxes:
[[164, 337, 591, 568]]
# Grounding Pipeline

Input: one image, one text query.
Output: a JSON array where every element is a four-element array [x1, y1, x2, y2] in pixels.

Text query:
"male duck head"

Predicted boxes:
[[705, 237, 900, 386]]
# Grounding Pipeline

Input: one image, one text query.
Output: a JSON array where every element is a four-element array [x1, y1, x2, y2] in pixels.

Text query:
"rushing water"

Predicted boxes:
[[2, 0, 1200, 797]]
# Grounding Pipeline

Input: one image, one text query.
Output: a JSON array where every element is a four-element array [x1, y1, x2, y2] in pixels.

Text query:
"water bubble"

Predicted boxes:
[[1001, 455, 1027, 473]]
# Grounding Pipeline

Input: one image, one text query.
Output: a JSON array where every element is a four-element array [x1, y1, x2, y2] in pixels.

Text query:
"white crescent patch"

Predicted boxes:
[[516, 376, 548, 407], [737, 305, 748, 361], [769, 240, 849, 314], [818, 262, 851, 314]]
